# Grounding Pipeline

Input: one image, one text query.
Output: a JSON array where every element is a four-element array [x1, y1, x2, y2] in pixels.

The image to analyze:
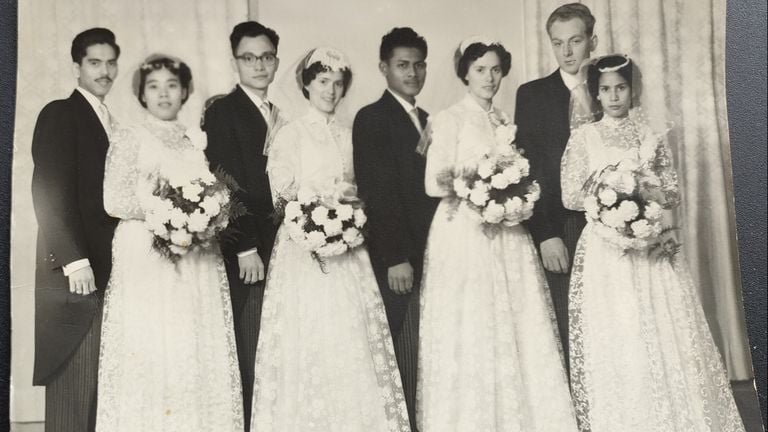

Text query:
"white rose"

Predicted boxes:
[[600, 209, 626, 229], [490, 174, 510, 190], [316, 240, 348, 257], [517, 157, 530, 177], [342, 228, 361, 244], [198, 170, 217, 185], [187, 210, 211, 233], [526, 182, 541, 202], [469, 189, 490, 207], [324, 218, 344, 236], [477, 160, 495, 179], [502, 166, 522, 184], [182, 182, 204, 202], [598, 188, 618, 207], [168, 244, 189, 256], [305, 230, 327, 249], [618, 200, 640, 221], [170, 229, 193, 247], [453, 178, 471, 198], [335, 204, 354, 222], [200, 196, 222, 217], [503, 196, 524, 215], [482, 202, 506, 224], [644, 201, 663, 220], [284, 201, 303, 221], [584, 196, 600, 220], [169, 208, 188, 229], [286, 220, 306, 242], [353, 208, 367, 228], [630, 219, 654, 239], [310, 206, 330, 225]]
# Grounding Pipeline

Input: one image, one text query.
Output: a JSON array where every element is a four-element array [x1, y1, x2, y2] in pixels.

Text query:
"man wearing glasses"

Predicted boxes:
[[203, 21, 281, 431]]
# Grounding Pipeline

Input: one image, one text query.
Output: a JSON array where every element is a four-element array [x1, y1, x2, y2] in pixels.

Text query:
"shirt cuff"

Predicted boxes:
[[62, 258, 90, 277], [237, 248, 259, 258]]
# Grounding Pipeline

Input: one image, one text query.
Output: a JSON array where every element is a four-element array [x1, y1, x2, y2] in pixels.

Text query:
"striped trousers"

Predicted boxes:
[[541, 213, 586, 373], [393, 292, 420, 432], [45, 304, 102, 432]]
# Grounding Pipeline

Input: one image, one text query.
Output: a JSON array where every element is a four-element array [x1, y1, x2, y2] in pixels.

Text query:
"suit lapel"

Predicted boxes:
[[69, 90, 109, 148], [381, 91, 422, 144]]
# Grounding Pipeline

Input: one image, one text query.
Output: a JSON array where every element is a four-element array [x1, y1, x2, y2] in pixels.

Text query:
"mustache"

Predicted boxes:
[[95, 76, 113, 82]]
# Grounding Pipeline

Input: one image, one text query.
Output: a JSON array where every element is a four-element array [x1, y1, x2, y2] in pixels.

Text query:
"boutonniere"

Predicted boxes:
[[264, 105, 288, 156]]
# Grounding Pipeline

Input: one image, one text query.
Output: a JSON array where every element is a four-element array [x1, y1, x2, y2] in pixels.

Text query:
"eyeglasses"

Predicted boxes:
[[235, 52, 277, 67]]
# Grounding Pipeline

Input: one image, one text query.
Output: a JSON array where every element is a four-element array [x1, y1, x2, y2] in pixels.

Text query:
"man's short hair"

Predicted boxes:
[[71, 28, 120, 64], [546, 3, 596, 36], [229, 21, 280, 56], [379, 27, 428, 62]]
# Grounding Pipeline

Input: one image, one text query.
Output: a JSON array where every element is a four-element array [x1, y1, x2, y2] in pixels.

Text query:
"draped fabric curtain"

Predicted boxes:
[[11, 0, 248, 421], [521, 0, 752, 380]]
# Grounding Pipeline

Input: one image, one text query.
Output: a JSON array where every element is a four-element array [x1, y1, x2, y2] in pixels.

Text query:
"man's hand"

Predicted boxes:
[[388, 262, 414, 295], [68, 266, 96, 296], [238, 253, 265, 285], [540, 237, 569, 274]]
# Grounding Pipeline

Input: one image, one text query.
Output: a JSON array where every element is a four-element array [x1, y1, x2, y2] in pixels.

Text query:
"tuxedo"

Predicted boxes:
[[31, 90, 119, 431], [353, 90, 440, 429], [515, 70, 587, 368], [202, 85, 278, 430]]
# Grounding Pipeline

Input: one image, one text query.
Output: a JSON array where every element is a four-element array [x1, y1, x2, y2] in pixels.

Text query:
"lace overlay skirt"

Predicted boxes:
[[569, 223, 745, 432], [96, 220, 243, 432], [417, 202, 578, 432], [250, 226, 411, 432]]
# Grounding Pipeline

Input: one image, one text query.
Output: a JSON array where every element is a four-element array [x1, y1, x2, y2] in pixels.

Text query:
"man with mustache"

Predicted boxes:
[[515, 3, 598, 370], [353, 27, 439, 430], [31, 27, 120, 432], [202, 21, 281, 431]]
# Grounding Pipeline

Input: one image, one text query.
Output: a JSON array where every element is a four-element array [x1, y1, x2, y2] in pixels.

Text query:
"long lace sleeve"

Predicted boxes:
[[104, 126, 144, 220], [654, 138, 681, 208], [424, 111, 459, 197], [561, 125, 590, 211], [266, 123, 299, 202]]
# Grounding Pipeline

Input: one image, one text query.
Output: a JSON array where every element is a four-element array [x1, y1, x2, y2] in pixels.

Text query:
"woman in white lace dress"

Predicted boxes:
[[417, 37, 578, 432], [249, 47, 410, 432], [97, 55, 242, 431], [562, 54, 745, 432]]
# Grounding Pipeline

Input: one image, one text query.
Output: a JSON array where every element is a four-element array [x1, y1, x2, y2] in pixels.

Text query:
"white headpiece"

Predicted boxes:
[[597, 54, 631, 73], [306, 46, 351, 71], [458, 35, 501, 55]]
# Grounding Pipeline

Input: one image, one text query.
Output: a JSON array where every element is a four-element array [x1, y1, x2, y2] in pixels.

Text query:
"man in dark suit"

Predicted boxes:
[[515, 3, 598, 370], [31, 28, 120, 432], [202, 21, 280, 430], [353, 27, 439, 430]]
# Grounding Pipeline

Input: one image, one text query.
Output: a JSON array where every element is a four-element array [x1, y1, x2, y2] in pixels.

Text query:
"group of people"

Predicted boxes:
[[31, 3, 746, 432]]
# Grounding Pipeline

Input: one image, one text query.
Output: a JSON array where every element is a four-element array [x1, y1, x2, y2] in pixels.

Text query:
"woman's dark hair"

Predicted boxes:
[[230, 21, 280, 56], [300, 61, 353, 99], [71, 27, 121, 64], [379, 27, 428, 62], [586, 55, 633, 103], [134, 56, 193, 108], [455, 43, 512, 85]]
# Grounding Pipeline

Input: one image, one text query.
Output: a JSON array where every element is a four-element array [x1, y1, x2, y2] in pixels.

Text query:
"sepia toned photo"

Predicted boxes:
[[8, 0, 765, 431]]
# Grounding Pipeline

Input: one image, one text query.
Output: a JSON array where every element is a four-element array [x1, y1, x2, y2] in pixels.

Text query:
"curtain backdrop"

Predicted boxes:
[[11, 0, 248, 421], [521, 0, 751, 380]]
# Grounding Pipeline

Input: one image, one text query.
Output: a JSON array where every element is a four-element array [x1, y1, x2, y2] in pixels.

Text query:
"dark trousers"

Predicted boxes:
[[45, 304, 102, 432], [373, 260, 423, 432], [541, 214, 586, 373], [226, 261, 265, 432]]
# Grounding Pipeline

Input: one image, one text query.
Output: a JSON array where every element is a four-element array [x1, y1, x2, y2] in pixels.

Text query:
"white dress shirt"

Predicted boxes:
[[387, 89, 423, 134]]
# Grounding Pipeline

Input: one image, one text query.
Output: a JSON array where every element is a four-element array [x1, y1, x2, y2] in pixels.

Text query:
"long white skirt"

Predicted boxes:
[[96, 220, 243, 432], [570, 223, 745, 432], [250, 226, 411, 432], [417, 202, 578, 431]]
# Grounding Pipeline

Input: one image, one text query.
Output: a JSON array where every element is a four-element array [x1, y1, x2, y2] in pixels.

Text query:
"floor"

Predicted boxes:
[[10, 381, 765, 431]]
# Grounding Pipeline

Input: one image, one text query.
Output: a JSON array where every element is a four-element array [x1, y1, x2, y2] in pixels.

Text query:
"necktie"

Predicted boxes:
[[258, 101, 271, 128], [98, 103, 112, 136]]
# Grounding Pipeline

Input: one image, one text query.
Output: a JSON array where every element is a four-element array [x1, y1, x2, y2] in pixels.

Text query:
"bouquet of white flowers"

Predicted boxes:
[[582, 154, 680, 258], [438, 147, 540, 238], [278, 185, 367, 269], [143, 167, 243, 262]]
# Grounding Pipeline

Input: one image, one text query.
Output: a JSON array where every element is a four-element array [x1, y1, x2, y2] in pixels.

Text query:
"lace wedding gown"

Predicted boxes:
[[417, 94, 578, 432], [96, 117, 243, 431], [250, 108, 411, 432], [562, 114, 745, 432]]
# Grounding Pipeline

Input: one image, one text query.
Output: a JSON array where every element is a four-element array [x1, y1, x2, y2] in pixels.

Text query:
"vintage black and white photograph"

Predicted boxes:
[[8, 0, 766, 431]]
